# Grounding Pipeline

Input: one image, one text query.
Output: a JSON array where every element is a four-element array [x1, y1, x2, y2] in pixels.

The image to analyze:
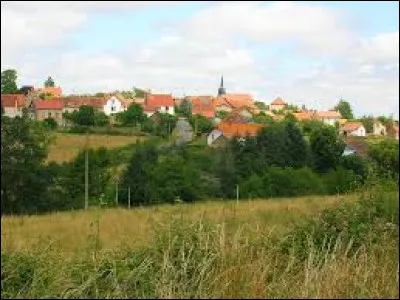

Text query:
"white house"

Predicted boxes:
[[103, 95, 126, 116], [143, 94, 175, 117], [207, 128, 224, 146], [340, 122, 366, 137]]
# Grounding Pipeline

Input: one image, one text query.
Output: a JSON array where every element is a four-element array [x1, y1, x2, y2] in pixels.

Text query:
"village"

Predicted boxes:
[[1, 75, 399, 150]]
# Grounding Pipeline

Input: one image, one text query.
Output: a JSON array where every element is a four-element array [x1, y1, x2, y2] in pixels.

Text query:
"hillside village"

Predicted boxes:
[[1, 75, 399, 148]]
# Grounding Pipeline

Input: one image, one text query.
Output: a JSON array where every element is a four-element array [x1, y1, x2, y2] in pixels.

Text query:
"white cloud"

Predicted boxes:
[[1, 1, 398, 118]]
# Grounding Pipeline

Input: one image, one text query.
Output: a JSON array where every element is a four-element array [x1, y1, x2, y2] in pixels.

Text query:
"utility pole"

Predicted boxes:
[[236, 184, 239, 205], [128, 186, 131, 209], [115, 182, 118, 206], [84, 129, 89, 210]]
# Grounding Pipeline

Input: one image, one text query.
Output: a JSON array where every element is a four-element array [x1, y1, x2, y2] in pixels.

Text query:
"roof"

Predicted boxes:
[[191, 97, 216, 119], [341, 121, 364, 132], [315, 110, 342, 119], [35, 86, 62, 98], [213, 94, 256, 110], [345, 137, 368, 157], [216, 122, 264, 138], [270, 97, 287, 106], [224, 114, 250, 124], [144, 94, 174, 112], [60, 97, 106, 109], [293, 110, 314, 121], [1, 94, 25, 108], [35, 99, 64, 110]]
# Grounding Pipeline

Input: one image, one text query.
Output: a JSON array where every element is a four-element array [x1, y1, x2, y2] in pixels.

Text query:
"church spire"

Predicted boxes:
[[218, 75, 226, 96]]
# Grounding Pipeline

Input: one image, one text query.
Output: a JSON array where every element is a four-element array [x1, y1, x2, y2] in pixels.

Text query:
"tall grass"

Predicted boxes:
[[1, 187, 398, 299]]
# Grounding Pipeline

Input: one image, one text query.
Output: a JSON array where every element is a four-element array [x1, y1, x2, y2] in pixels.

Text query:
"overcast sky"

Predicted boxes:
[[1, 1, 399, 118]]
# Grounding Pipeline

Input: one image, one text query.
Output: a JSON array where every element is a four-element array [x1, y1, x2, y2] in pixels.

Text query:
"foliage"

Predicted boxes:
[[1, 116, 52, 214], [216, 110, 229, 120], [301, 119, 325, 135], [43, 118, 58, 130], [368, 139, 399, 179], [39, 92, 53, 100], [189, 114, 213, 135], [1, 69, 18, 94], [253, 112, 274, 125], [334, 99, 353, 119], [63, 105, 109, 127], [358, 115, 374, 133], [322, 167, 359, 194], [283, 119, 310, 168], [18, 85, 34, 96], [178, 98, 192, 117], [44, 76, 55, 88], [116, 103, 146, 127], [254, 101, 267, 110], [310, 125, 345, 173]]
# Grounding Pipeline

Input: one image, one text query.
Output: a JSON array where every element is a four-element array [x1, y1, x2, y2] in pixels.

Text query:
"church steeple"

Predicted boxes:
[[218, 75, 226, 96]]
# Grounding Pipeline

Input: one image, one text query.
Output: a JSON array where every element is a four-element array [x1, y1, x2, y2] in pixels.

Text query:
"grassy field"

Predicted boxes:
[[46, 133, 146, 163], [1, 189, 398, 299]]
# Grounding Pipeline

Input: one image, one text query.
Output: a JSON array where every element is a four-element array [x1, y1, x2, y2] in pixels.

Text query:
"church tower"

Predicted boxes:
[[217, 75, 226, 96]]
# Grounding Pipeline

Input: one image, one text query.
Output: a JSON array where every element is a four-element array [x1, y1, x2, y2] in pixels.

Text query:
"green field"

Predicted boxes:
[[46, 133, 146, 163], [1, 187, 398, 299]]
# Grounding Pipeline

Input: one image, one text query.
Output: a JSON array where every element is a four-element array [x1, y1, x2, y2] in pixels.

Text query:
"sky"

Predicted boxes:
[[1, 1, 399, 118]]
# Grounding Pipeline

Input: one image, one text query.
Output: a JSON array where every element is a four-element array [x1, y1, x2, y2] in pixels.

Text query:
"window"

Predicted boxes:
[[165, 106, 168, 111], [55, 112, 59, 118], [48, 112, 52, 117], [111, 106, 116, 112]]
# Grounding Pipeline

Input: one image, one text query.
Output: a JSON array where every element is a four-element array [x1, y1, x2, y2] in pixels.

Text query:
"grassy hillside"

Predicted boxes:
[[46, 133, 146, 163], [1, 188, 398, 298]]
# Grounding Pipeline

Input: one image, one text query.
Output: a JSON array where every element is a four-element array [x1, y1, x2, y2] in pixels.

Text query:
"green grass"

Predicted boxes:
[[1, 186, 398, 299]]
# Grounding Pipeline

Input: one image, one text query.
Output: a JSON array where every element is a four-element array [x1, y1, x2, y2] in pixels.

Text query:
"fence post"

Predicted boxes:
[[128, 186, 131, 209]]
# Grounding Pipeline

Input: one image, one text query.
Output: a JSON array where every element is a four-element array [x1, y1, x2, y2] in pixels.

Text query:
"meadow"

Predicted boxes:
[[46, 133, 145, 163], [1, 185, 398, 299]]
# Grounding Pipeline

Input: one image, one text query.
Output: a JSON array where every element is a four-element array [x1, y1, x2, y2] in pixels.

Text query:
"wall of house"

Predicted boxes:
[[373, 123, 387, 136], [322, 118, 338, 126], [215, 105, 232, 113], [269, 104, 286, 111], [4, 107, 22, 118], [36, 109, 63, 125], [347, 126, 366, 137], [157, 105, 174, 115], [103, 97, 125, 116], [207, 129, 223, 146]]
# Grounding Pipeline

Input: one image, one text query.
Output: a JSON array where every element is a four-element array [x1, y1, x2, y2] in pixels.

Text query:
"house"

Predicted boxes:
[[1, 94, 25, 118], [35, 86, 62, 98], [314, 110, 342, 126], [340, 122, 366, 137], [103, 95, 130, 116], [190, 96, 216, 119], [35, 99, 64, 125], [269, 97, 287, 111], [61, 97, 106, 113], [293, 110, 315, 122], [372, 120, 387, 136], [207, 122, 264, 146], [143, 94, 174, 117]]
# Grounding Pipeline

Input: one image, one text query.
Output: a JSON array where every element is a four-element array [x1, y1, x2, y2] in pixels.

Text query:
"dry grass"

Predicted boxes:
[[1, 192, 398, 299], [1, 195, 346, 256], [46, 133, 145, 163]]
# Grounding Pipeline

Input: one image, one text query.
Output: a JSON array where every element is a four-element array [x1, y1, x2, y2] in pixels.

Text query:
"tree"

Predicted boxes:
[[359, 115, 374, 133], [18, 85, 34, 96], [116, 103, 146, 127], [1, 117, 52, 214], [253, 112, 274, 125], [254, 101, 267, 110], [44, 76, 55, 88], [334, 99, 353, 119], [189, 114, 213, 135], [310, 126, 345, 173], [179, 98, 192, 117], [1, 69, 18, 94], [43, 118, 58, 130], [69, 105, 96, 126], [216, 110, 229, 120], [283, 119, 310, 168]]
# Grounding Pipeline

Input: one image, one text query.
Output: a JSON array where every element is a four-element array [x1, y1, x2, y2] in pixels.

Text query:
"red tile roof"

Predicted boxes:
[[191, 96, 216, 119], [35, 99, 64, 110], [35, 86, 62, 98], [341, 121, 364, 132], [293, 110, 315, 121], [60, 97, 106, 109], [216, 122, 264, 138], [213, 94, 257, 111], [315, 110, 342, 119], [1, 94, 25, 108], [144, 94, 174, 112], [270, 97, 287, 106]]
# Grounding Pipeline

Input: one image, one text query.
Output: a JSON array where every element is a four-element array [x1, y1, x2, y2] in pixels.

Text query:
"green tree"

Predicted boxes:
[[216, 110, 229, 120], [254, 101, 267, 110], [44, 76, 55, 87], [179, 98, 192, 117], [358, 115, 374, 133], [94, 111, 109, 126], [18, 85, 34, 96], [283, 119, 310, 168], [310, 126, 345, 173], [67, 105, 96, 126], [253, 112, 274, 125], [368, 140, 399, 179], [43, 118, 58, 130], [1, 69, 18, 94], [1, 117, 52, 214], [117, 103, 146, 127], [334, 99, 353, 119], [189, 114, 213, 135]]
